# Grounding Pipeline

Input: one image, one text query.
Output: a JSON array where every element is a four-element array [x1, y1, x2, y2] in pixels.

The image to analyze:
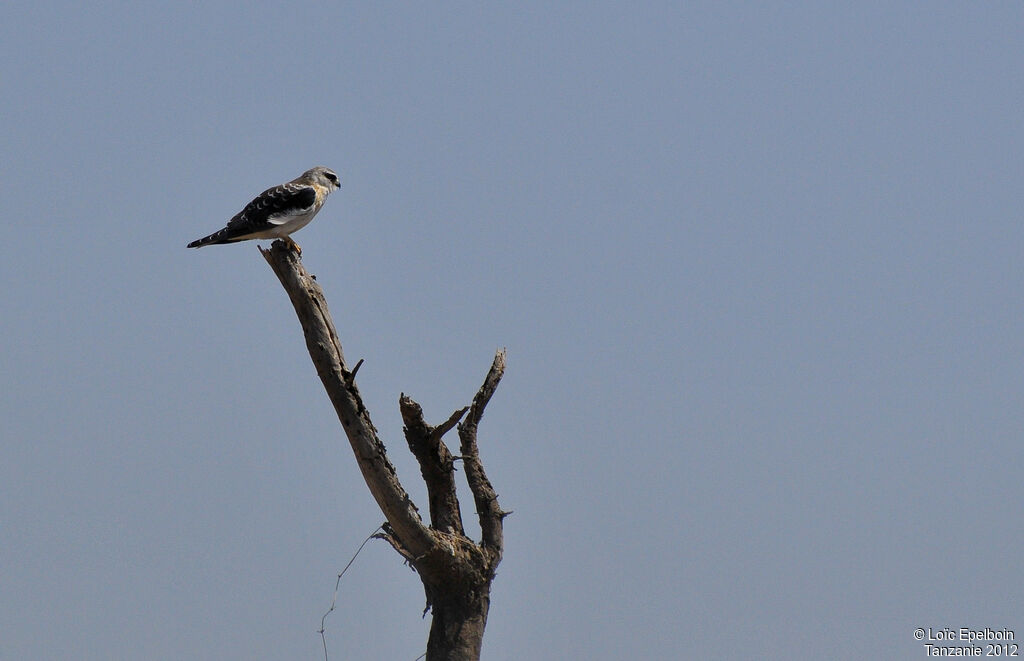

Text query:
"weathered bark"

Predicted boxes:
[[400, 397, 467, 536], [259, 240, 506, 660]]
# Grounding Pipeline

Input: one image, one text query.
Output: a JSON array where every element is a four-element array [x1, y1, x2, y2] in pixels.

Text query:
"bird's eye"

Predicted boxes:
[[325, 172, 338, 183]]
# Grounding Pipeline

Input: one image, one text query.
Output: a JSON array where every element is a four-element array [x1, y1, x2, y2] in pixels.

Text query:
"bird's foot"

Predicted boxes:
[[283, 237, 302, 256]]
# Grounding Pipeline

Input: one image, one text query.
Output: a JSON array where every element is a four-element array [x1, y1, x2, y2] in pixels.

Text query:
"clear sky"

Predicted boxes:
[[2, 3, 1022, 660]]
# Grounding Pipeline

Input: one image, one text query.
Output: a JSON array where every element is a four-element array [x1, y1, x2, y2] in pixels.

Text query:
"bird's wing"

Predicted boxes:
[[226, 183, 317, 232]]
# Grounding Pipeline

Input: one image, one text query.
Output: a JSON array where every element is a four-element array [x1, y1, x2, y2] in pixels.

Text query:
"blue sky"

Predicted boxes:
[[2, 3, 1023, 659]]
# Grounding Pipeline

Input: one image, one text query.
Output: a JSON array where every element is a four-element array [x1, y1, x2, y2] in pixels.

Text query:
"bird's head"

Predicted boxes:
[[303, 166, 341, 191]]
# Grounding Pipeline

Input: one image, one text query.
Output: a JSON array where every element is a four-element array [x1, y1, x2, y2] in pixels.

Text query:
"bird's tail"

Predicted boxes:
[[187, 228, 235, 248]]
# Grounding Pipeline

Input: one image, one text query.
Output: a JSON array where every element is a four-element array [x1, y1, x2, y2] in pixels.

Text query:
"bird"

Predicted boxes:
[[187, 166, 340, 253]]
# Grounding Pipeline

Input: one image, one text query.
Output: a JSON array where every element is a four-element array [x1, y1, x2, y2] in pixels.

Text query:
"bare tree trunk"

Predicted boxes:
[[259, 240, 507, 660]]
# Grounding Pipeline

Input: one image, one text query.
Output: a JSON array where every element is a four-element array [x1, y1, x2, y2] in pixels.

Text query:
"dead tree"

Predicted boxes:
[[259, 240, 507, 661]]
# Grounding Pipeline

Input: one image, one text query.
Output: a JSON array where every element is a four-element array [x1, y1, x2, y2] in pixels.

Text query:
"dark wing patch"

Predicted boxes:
[[228, 183, 317, 231]]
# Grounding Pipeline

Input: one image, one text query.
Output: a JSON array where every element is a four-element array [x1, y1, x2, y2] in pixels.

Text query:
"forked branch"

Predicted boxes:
[[259, 239, 507, 661]]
